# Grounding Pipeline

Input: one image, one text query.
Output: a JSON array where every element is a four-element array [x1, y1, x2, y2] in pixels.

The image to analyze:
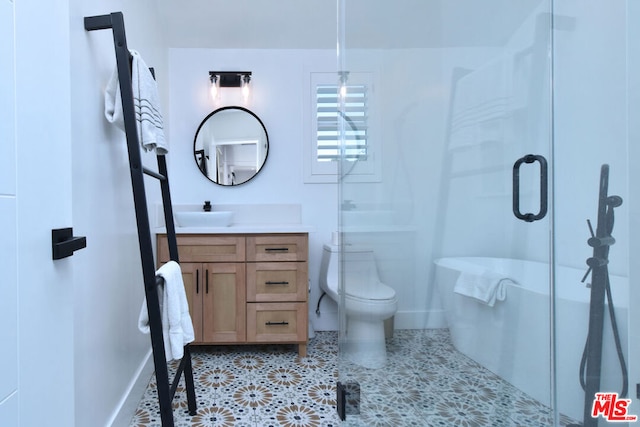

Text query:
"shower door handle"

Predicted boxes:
[[512, 154, 548, 222]]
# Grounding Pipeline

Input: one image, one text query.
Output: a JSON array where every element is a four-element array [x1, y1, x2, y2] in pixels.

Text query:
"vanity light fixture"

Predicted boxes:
[[209, 71, 252, 102]]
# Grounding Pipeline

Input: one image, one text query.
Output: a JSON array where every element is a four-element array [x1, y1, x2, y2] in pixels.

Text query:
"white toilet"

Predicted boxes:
[[319, 243, 397, 369]]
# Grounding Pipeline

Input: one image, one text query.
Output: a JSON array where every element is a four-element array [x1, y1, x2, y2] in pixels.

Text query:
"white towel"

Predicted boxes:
[[454, 269, 517, 307], [104, 49, 169, 154], [138, 261, 195, 361]]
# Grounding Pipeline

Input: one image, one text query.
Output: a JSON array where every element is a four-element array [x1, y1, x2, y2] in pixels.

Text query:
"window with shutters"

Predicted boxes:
[[303, 72, 380, 183], [316, 84, 367, 162]]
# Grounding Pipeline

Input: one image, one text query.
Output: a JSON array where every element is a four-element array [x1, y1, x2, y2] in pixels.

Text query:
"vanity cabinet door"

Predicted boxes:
[[180, 263, 203, 343], [201, 263, 246, 343]]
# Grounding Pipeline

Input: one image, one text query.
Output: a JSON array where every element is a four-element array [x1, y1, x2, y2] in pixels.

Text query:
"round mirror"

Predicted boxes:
[[193, 106, 269, 186]]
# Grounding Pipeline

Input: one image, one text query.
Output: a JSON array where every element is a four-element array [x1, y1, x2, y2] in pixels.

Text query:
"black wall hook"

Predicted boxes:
[[52, 227, 87, 260]]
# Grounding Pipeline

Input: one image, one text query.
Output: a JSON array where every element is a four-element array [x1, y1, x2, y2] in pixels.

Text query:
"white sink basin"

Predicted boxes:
[[174, 211, 233, 227]]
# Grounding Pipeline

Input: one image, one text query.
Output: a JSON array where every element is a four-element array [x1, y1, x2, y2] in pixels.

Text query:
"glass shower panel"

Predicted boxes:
[[337, 0, 557, 425], [553, 2, 637, 427]]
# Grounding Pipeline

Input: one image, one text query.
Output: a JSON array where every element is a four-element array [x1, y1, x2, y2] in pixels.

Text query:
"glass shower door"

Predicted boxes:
[[337, 0, 558, 425], [552, 2, 637, 427]]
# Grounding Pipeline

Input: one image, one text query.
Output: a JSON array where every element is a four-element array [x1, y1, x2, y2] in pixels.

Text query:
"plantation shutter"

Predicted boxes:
[[316, 84, 368, 162]]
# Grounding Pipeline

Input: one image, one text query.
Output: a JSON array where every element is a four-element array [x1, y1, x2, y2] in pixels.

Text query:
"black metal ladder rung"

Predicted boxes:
[[143, 167, 166, 181], [84, 11, 197, 427]]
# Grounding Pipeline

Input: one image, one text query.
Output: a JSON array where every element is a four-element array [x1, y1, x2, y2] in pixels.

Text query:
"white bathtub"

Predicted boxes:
[[434, 257, 628, 422]]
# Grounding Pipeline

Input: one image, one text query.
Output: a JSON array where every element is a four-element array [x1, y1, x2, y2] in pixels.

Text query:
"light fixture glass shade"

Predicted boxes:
[[241, 75, 251, 102], [209, 75, 219, 101]]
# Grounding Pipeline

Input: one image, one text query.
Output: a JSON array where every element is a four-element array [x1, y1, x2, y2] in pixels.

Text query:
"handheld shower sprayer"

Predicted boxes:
[[575, 164, 627, 427]]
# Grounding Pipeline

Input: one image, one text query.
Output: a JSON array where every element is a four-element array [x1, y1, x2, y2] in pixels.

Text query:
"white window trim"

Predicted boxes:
[[303, 70, 381, 184]]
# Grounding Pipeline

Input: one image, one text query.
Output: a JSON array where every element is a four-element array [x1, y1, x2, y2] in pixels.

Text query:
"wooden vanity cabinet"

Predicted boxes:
[[157, 233, 308, 356]]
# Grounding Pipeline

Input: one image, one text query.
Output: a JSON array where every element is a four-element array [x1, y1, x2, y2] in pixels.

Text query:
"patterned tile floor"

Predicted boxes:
[[130, 329, 578, 427]]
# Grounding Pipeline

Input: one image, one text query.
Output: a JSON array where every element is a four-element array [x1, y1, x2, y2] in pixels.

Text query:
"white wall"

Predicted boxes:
[[70, 2, 167, 426], [0, 0, 18, 424], [167, 48, 339, 330], [553, 2, 629, 274], [14, 0, 76, 425]]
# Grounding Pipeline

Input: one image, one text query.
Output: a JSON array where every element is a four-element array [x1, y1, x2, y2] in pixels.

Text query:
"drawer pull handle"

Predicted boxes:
[[265, 247, 289, 252], [265, 281, 289, 285], [265, 321, 289, 326]]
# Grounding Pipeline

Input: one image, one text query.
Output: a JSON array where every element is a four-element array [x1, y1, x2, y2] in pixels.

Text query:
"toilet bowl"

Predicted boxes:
[[319, 244, 397, 369]]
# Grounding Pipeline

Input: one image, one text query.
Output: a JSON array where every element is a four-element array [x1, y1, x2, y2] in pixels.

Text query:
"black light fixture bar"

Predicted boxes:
[[209, 71, 252, 87]]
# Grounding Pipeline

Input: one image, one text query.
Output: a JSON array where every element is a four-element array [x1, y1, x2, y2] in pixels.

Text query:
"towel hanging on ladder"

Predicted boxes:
[[104, 49, 169, 154], [138, 261, 195, 361]]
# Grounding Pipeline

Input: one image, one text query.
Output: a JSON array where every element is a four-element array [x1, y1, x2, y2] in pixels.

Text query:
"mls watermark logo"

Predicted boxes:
[[591, 392, 638, 422]]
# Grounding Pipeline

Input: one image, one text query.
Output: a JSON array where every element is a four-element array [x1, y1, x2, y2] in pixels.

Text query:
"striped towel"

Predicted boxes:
[[104, 49, 168, 154]]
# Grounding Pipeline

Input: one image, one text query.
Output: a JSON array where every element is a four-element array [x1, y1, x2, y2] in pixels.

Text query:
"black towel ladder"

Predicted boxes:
[[84, 12, 197, 427]]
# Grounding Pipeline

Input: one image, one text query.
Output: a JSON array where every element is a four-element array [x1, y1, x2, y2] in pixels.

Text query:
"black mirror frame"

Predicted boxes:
[[193, 106, 269, 186]]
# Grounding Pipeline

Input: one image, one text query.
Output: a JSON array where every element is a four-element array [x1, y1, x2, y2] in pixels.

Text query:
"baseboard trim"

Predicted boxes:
[[394, 309, 447, 329], [108, 349, 154, 427], [310, 309, 447, 331]]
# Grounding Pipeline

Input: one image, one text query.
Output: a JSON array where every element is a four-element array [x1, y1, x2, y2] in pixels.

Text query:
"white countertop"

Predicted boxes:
[[156, 224, 316, 234], [156, 204, 316, 234]]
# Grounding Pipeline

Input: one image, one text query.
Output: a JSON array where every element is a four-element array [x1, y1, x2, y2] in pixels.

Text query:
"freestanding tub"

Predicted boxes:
[[434, 257, 628, 422]]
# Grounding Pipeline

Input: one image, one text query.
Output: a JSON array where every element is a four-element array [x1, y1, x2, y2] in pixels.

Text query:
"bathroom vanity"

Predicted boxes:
[[157, 232, 309, 357]]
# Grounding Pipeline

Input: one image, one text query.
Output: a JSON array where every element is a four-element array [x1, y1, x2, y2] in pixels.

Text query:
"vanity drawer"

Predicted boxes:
[[246, 234, 308, 262], [246, 262, 308, 302], [158, 234, 245, 263], [246, 302, 307, 343]]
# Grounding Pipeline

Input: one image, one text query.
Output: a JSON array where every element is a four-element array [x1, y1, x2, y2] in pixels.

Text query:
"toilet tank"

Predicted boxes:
[[321, 244, 380, 286], [342, 247, 379, 283]]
